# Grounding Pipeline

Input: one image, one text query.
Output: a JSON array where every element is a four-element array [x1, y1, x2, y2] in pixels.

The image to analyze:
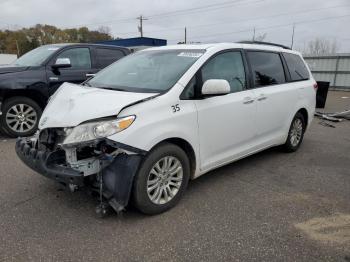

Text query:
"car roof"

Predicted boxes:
[[146, 43, 300, 55], [42, 43, 130, 50]]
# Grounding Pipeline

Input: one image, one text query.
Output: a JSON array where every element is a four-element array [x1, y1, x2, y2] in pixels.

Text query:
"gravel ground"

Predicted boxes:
[[0, 91, 349, 262]]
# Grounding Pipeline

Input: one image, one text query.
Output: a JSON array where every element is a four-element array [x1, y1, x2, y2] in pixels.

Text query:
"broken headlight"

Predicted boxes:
[[63, 115, 135, 145]]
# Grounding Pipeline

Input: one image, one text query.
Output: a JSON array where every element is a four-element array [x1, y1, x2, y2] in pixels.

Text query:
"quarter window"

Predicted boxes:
[[247, 51, 286, 87], [201, 51, 246, 93], [283, 53, 309, 81], [181, 76, 197, 99], [56, 48, 91, 69]]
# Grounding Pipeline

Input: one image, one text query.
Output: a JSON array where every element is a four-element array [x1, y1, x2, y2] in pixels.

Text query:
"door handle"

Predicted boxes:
[[243, 97, 255, 104], [257, 94, 267, 101], [49, 76, 59, 81], [86, 73, 96, 78]]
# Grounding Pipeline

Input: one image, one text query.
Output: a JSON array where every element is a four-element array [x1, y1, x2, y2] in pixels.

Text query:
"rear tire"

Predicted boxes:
[[132, 143, 190, 215], [0, 97, 42, 138], [282, 112, 306, 152]]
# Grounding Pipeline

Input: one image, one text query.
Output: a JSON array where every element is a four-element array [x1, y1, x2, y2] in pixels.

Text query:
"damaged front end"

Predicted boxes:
[[15, 128, 146, 214]]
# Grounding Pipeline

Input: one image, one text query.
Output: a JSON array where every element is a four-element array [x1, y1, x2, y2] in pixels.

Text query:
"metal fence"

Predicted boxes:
[[304, 54, 350, 90]]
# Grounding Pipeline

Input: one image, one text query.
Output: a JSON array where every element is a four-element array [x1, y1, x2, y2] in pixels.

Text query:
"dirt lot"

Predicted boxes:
[[0, 91, 349, 262]]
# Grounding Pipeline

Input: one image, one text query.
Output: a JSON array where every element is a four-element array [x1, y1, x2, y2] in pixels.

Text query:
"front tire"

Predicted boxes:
[[132, 143, 190, 215], [283, 112, 306, 152], [0, 97, 42, 138]]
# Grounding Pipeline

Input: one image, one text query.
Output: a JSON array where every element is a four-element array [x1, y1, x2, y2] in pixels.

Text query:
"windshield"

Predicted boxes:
[[13, 45, 60, 66], [88, 49, 205, 93]]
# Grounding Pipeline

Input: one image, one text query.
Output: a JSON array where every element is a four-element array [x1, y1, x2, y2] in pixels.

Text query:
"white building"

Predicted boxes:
[[0, 54, 17, 65]]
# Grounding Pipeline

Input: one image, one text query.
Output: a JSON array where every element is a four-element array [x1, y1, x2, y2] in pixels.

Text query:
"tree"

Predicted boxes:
[[97, 26, 112, 36], [255, 33, 267, 41], [302, 38, 340, 56], [0, 24, 114, 56]]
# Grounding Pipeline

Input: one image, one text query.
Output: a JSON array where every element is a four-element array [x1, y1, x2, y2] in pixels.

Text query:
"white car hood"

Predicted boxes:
[[39, 82, 158, 128]]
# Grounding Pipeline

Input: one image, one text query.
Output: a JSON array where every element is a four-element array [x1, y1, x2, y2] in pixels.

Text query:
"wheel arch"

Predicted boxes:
[[2, 90, 47, 109], [150, 137, 197, 179]]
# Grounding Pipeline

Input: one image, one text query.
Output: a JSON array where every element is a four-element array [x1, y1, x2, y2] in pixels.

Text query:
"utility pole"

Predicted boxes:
[[291, 24, 295, 49], [137, 15, 148, 37], [184, 27, 187, 44], [252, 27, 256, 41], [15, 40, 20, 57]]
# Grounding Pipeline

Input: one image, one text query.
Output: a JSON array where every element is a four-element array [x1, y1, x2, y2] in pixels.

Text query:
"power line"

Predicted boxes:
[[184, 13, 350, 41], [68, 0, 263, 28], [71, 18, 135, 28], [181, 3, 350, 31], [147, 0, 262, 19], [112, 3, 350, 37]]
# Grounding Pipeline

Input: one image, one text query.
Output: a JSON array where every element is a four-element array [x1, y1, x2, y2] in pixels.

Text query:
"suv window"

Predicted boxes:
[[56, 48, 91, 69], [247, 51, 286, 87], [96, 48, 125, 68], [283, 53, 309, 81], [201, 51, 246, 93]]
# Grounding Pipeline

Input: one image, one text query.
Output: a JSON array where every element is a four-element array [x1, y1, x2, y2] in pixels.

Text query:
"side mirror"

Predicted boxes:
[[202, 79, 230, 96], [52, 58, 71, 69]]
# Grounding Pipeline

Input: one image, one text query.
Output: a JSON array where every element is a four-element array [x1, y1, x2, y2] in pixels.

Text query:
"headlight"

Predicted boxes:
[[63, 115, 135, 145]]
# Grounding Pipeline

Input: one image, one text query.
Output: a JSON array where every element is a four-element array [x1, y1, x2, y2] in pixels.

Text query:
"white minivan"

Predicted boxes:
[[16, 42, 316, 216]]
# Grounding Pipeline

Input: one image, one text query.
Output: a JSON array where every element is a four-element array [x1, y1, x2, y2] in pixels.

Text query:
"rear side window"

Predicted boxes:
[[201, 51, 246, 93], [247, 51, 286, 87], [96, 48, 125, 68], [283, 53, 309, 81]]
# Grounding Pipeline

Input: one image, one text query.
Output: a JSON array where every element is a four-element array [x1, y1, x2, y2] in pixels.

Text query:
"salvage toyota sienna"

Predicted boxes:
[[16, 42, 316, 216]]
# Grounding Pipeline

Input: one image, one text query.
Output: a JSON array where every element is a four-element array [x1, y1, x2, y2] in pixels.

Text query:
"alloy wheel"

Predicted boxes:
[[147, 156, 183, 205], [5, 104, 38, 134], [290, 118, 303, 147]]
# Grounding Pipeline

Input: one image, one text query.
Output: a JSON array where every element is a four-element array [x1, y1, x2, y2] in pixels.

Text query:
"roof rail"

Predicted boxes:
[[238, 41, 292, 50]]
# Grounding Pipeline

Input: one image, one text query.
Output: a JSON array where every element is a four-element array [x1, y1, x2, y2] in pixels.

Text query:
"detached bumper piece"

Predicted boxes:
[[102, 154, 142, 211], [15, 138, 84, 186]]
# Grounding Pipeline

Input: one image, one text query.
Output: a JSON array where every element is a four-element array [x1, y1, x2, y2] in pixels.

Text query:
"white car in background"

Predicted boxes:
[[16, 42, 316, 216]]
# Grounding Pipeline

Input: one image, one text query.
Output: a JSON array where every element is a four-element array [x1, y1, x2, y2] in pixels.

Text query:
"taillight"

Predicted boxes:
[[313, 82, 318, 90]]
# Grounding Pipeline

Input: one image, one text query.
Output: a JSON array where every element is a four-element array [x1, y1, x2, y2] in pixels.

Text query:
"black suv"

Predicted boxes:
[[0, 43, 130, 137]]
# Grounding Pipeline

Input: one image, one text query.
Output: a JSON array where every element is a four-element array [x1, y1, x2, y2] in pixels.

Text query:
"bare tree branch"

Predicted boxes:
[[302, 37, 340, 55]]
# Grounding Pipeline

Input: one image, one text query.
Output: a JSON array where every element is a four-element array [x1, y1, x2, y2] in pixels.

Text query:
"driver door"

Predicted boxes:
[[46, 47, 96, 95], [195, 51, 257, 172]]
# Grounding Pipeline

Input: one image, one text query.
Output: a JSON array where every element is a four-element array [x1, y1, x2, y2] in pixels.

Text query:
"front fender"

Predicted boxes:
[[108, 97, 201, 175]]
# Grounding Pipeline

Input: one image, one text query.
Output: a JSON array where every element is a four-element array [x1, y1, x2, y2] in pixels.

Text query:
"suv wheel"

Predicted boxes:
[[132, 143, 190, 215], [0, 97, 42, 137], [283, 112, 306, 152]]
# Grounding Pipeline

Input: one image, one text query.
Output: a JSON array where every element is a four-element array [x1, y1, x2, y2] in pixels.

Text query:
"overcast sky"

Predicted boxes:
[[1, 0, 349, 52]]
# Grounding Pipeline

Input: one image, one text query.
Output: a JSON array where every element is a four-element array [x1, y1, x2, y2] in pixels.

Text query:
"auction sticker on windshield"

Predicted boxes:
[[177, 52, 204, 58]]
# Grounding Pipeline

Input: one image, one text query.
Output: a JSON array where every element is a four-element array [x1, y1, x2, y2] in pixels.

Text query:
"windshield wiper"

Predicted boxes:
[[98, 86, 126, 92]]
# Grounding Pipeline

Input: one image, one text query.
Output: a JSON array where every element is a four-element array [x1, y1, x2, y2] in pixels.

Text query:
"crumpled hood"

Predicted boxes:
[[0, 65, 29, 74], [39, 82, 158, 129]]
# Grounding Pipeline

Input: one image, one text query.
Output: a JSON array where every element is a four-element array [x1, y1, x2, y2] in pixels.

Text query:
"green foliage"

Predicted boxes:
[[0, 24, 113, 56]]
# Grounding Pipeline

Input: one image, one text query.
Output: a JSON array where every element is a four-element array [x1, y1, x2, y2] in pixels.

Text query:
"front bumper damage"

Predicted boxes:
[[16, 139, 85, 186], [15, 135, 146, 214]]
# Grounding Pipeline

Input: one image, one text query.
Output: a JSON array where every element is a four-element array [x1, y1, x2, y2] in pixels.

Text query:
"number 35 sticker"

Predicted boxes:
[[171, 104, 180, 113]]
